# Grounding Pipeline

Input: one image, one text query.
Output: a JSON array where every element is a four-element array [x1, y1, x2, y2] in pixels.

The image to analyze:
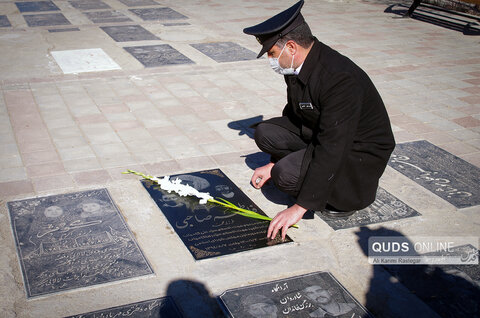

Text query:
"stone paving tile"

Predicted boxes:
[[63, 157, 102, 172], [144, 159, 181, 176], [0, 179, 34, 197], [57, 145, 96, 161], [21, 150, 60, 166], [452, 116, 480, 128], [26, 161, 64, 178], [31, 173, 75, 192], [0, 166, 27, 182], [72, 169, 112, 186], [80, 123, 122, 144]]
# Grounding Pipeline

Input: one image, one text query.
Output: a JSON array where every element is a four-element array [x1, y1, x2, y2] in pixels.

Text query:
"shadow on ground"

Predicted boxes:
[[385, 3, 480, 35]]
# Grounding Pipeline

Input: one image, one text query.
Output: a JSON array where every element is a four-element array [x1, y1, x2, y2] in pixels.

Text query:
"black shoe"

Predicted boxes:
[[321, 209, 356, 218]]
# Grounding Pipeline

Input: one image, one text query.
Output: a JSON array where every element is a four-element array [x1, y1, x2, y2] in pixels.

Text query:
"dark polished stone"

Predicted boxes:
[[219, 271, 373, 318], [118, 0, 158, 6], [141, 169, 292, 260], [48, 27, 80, 32], [190, 42, 257, 63], [7, 189, 153, 298], [65, 297, 183, 318], [383, 244, 480, 318], [389, 140, 480, 208], [124, 44, 194, 67], [68, 0, 110, 10], [129, 7, 188, 21], [163, 22, 190, 26], [100, 25, 159, 42], [316, 187, 421, 230], [0, 15, 12, 27], [84, 10, 132, 23], [23, 13, 71, 26], [15, 1, 59, 12]]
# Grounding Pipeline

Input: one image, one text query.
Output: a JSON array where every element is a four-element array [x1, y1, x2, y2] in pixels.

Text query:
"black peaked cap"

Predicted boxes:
[[243, 0, 305, 58]]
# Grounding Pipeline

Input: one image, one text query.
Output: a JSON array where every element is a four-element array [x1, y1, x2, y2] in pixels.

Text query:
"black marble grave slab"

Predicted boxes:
[[191, 42, 258, 63], [118, 0, 158, 6], [100, 25, 159, 42], [383, 244, 480, 318], [84, 10, 132, 23], [48, 27, 80, 32], [163, 22, 190, 26], [219, 271, 372, 318], [0, 15, 12, 27], [23, 13, 71, 27], [389, 140, 480, 208], [15, 1, 59, 12], [124, 44, 194, 67], [65, 296, 183, 318], [316, 187, 421, 230], [141, 169, 292, 260], [68, 0, 110, 10], [7, 189, 153, 298], [129, 7, 188, 21]]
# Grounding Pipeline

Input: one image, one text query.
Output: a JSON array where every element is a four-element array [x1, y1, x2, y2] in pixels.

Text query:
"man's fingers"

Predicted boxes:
[[281, 225, 288, 241]]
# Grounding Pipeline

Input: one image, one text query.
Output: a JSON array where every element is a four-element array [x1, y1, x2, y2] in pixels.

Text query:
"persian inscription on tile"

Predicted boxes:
[[65, 296, 183, 318], [141, 169, 292, 260], [15, 1, 60, 13], [100, 25, 159, 42], [389, 140, 480, 208], [23, 13, 71, 27], [190, 42, 257, 63], [383, 244, 479, 318], [124, 44, 194, 67], [129, 7, 188, 21], [7, 189, 153, 298], [68, 0, 111, 10], [84, 11, 132, 23], [317, 187, 421, 230], [219, 271, 373, 318], [0, 15, 12, 27]]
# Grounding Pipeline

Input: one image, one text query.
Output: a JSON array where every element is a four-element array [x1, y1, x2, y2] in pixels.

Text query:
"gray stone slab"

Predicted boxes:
[[316, 187, 421, 230], [383, 244, 480, 318], [389, 140, 480, 208], [100, 25, 159, 42], [124, 44, 194, 67], [68, 0, 110, 10], [65, 296, 183, 318], [84, 10, 132, 23], [118, 0, 159, 6], [190, 42, 257, 63], [129, 7, 188, 21], [15, 1, 59, 12], [0, 15, 12, 27], [48, 27, 80, 32], [163, 22, 190, 26], [219, 271, 372, 318], [23, 13, 71, 27], [141, 169, 292, 260], [7, 189, 153, 298]]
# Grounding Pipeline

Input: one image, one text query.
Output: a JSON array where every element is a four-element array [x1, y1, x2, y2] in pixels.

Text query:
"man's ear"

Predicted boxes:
[[286, 40, 297, 55]]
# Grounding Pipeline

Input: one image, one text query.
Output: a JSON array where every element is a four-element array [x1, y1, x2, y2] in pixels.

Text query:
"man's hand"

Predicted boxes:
[[251, 162, 275, 189], [267, 204, 307, 240]]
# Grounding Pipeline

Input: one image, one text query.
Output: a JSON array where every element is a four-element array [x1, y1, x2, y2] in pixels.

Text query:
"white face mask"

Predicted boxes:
[[269, 44, 295, 75]]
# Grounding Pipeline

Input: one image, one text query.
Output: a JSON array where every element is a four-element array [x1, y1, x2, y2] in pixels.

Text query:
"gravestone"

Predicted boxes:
[[190, 42, 258, 63], [141, 169, 292, 260], [389, 140, 480, 208], [7, 189, 153, 298], [15, 1, 60, 12], [316, 187, 421, 230], [118, 0, 158, 6], [65, 296, 183, 318], [383, 244, 480, 318], [84, 11, 132, 23], [0, 15, 12, 27], [100, 25, 159, 42], [124, 44, 194, 67], [68, 0, 110, 10], [219, 271, 372, 318], [48, 27, 80, 32], [129, 7, 188, 21], [23, 13, 71, 27]]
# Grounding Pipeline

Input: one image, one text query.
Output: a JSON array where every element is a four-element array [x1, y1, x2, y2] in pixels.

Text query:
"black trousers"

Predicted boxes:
[[254, 122, 308, 197]]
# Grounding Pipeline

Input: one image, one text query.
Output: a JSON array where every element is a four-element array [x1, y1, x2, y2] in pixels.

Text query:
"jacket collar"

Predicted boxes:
[[297, 37, 321, 85]]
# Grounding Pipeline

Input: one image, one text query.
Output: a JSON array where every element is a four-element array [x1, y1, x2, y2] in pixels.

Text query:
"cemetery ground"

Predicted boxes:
[[0, 0, 479, 317]]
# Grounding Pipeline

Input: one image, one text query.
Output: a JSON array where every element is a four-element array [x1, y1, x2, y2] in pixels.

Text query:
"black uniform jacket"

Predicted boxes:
[[265, 38, 395, 211]]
